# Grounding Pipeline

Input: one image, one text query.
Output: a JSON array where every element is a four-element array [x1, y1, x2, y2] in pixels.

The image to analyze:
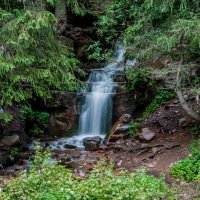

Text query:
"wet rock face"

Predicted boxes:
[[113, 90, 136, 122], [83, 136, 102, 151], [47, 93, 78, 137], [57, 13, 95, 64], [108, 114, 132, 142]]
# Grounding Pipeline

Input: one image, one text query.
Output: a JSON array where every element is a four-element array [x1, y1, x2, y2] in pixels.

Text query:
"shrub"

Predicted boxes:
[[127, 122, 141, 138], [19, 105, 49, 137], [9, 147, 20, 157], [171, 139, 200, 182], [171, 157, 200, 182], [0, 145, 174, 200], [125, 68, 153, 93]]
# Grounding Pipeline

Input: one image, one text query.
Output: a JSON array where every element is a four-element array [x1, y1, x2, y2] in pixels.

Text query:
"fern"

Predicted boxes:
[[0, 2, 85, 109]]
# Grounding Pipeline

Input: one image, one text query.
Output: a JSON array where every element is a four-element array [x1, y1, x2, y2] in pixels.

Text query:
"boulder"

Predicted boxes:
[[1, 135, 20, 146], [107, 114, 132, 142], [64, 144, 77, 149], [138, 128, 156, 142], [83, 136, 101, 151], [0, 106, 29, 147]]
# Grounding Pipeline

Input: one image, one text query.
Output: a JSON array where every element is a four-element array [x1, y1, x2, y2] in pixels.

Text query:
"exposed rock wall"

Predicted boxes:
[[0, 106, 29, 166], [47, 93, 78, 137]]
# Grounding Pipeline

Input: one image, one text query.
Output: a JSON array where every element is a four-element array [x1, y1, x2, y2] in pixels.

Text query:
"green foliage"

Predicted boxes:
[[0, 1, 84, 109], [95, 0, 134, 43], [171, 157, 200, 182], [87, 41, 103, 62], [95, 0, 200, 64], [171, 139, 200, 182], [192, 125, 200, 132], [126, 68, 153, 92], [19, 105, 34, 122], [0, 112, 13, 123], [189, 139, 200, 158], [19, 105, 49, 136], [9, 147, 20, 157], [0, 145, 174, 200], [127, 122, 140, 138], [87, 40, 113, 62]]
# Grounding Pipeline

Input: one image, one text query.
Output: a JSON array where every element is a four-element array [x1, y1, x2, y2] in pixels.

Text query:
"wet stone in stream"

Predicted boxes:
[[83, 136, 102, 151]]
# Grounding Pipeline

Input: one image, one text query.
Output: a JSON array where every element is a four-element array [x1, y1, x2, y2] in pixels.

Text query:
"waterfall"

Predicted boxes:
[[29, 43, 126, 151], [63, 43, 126, 148], [78, 43, 125, 136]]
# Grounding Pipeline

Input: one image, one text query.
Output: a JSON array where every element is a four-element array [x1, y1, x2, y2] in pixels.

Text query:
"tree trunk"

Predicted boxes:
[[176, 66, 200, 121]]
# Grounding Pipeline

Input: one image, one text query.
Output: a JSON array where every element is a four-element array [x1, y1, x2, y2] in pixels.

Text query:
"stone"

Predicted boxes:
[[179, 117, 188, 127], [0, 169, 17, 177], [107, 114, 132, 142], [64, 144, 77, 149], [59, 156, 72, 165], [47, 93, 78, 137], [83, 136, 101, 151], [15, 165, 24, 171], [57, 141, 64, 146], [138, 128, 156, 142], [19, 152, 32, 159], [121, 114, 132, 123], [115, 124, 131, 133], [108, 134, 124, 142], [65, 161, 77, 169], [0, 106, 30, 147], [21, 160, 30, 166], [114, 74, 126, 82], [1, 135, 20, 146]]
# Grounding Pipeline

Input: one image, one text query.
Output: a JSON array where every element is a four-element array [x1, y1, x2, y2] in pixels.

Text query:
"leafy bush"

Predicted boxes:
[[0, 145, 174, 200], [171, 157, 200, 182], [192, 125, 200, 132], [127, 122, 141, 138], [9, 147, 20, 157], [87, 41, 112, 62], [171, 139, 200, 182], [126, 68, 153, 93], [19, 105, 49, 137], [0, 4, 84, 110]]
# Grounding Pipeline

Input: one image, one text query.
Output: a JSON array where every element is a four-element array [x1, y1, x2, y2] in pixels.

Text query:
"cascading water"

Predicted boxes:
[[28, 43, 126, 150], [72, 43, 126, 145], [78, 46, 126, 133], [57, 43, 126, 149], [78, 71, 113, 136]]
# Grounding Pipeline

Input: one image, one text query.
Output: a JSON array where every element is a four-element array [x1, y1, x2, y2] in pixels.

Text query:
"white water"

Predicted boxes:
[[74, 43, 125, 146], [28, 43, 126, 150]]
